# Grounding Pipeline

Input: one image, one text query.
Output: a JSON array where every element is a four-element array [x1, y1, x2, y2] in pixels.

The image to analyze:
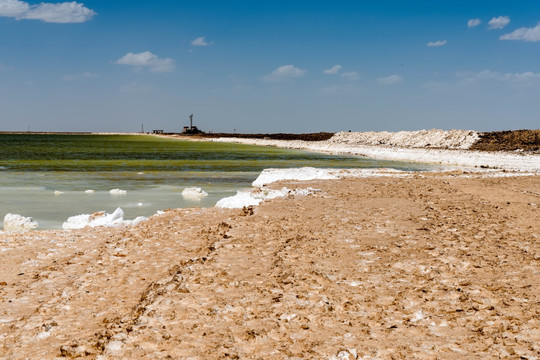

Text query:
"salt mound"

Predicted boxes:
[[216, 187, 318, 209], [328, 129, 480, 149], [109, 189, 127, 195], [252, 167, 406, 187], [252, 167, 340, 187], [215, 191, 263, 208], [3, 213, 39, 232], [181, 187, 208, 201], [62, 208, 146, 230]]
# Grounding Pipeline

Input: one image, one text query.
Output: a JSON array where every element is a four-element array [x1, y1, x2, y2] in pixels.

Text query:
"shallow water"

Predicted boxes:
[[0, 134, 433, 229]]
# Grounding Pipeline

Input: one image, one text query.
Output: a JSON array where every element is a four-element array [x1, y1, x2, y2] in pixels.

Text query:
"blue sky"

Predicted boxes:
[[1, 0, 540, 132]]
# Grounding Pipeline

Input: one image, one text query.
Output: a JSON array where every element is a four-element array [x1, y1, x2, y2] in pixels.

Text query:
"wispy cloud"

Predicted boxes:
[[115, 51, 175, 73], [426, 40, 447, 47], [191, 36, 210, 46], [62, 72, 97, 81], [377, 74, 402, 85], [341, 71, 360, 81], [456, 69, 540, 83], [262, 65, 306, 83], [488, 16, 510, 30], [500, 22, 540, 42], [0, 0, 96, 23], [467, 18, 481, 28], [323, 65, 342, 75]]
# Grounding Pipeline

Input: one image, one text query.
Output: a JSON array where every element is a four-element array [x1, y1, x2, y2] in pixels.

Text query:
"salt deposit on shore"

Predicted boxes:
[[62, 208, 146, 230], [211, 129, 540, 172], [3, 213, 39, 232], [329, 129, 480, 149], [216, 187, 319, 208], [252, 167, 408, 187]]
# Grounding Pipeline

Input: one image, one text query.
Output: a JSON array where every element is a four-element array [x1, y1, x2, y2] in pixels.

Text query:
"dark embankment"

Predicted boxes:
[[197, 132, 335, 141], [471, 130, 540, 152]]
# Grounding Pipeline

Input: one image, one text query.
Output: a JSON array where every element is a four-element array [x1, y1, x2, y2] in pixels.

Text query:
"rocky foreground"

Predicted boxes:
[[1, 173, 539, 359]]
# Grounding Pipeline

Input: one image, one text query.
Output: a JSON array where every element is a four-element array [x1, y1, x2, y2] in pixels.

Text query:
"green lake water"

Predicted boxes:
[[0, 134, 432, 229]]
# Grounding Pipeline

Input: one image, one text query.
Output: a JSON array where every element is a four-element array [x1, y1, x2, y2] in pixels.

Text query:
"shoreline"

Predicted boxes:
[[206, 137, 540, 172], [2, 130, 539, 233]]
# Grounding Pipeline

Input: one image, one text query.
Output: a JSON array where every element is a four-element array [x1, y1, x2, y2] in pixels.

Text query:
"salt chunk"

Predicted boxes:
[[215, 187, 318, 209], [411, 310, 424, 322], [3, 214, 39, 232], [105, 340, 124, 354], [62, 208, 146, 230], [215, 191, 263, 209], [109, 189, 127, 195], [181, 187, 208, 201]]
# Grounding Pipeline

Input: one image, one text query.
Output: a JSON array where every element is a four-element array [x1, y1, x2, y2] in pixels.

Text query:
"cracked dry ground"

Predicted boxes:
[[1, 174, 539, 359]]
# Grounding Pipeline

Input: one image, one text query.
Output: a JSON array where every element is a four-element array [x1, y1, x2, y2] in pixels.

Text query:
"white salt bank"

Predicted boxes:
[[181, 187, 208, 201], [252, 167, 408, 187], [215, 191, 263, 208], [216, 187, 318, 209], [3, 214, 39, 232], [62, 208, 146, 230]]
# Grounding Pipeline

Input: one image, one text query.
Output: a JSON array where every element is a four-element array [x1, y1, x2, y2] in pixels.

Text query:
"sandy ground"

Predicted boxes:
[[1, 173, 539, 359]]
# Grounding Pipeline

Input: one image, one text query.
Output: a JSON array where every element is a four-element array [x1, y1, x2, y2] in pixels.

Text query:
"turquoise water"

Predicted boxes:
[[0, 134, 432, 229]]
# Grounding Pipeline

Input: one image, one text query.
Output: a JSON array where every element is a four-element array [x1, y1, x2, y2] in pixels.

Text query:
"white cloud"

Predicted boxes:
[[456, 69, 540, 83], [115, 51, 175, 73], [488, 16, 510, 30], [191, 36, 210, 46], [426, 40, 447, 47], [262, 65, 306, 82], [323, 65, 342, 75], [0, 0, 96, 23], [500, 22, 540, 42], [377, 74, 402, 85], [0, 0, 28, 17], [467, 18, 481, 28], [341, 71, 360, 80]]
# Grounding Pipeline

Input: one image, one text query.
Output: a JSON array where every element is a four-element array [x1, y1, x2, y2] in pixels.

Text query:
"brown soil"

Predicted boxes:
[[194, 132, 335, 142], [1, 174, 539, 359], [471, 130, 540, 152]]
